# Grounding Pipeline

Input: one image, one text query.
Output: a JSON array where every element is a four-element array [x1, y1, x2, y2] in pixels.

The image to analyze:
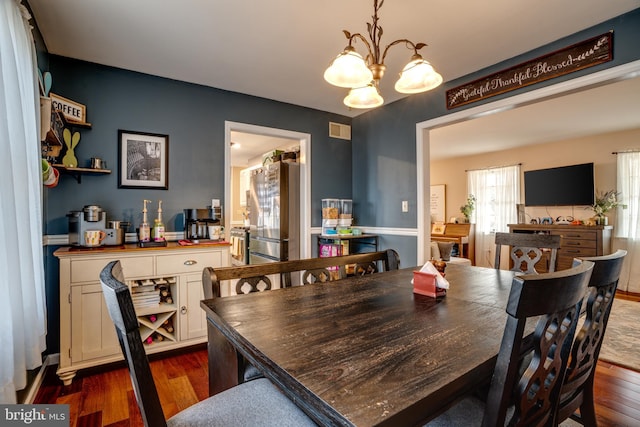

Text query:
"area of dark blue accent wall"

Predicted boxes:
[[46, 56, 352, 234], [43, 56, 352, 352], [351, 9, 640, 267]]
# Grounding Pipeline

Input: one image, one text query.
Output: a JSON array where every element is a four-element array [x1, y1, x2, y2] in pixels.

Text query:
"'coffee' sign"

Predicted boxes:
[[446, 32, 613, 109], [50, 92, 86, 123]]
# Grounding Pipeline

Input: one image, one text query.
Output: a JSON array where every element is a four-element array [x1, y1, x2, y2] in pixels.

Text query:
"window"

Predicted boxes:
[[616, 151, 640, 239], [468, 165, 520, 234], [467, 165, 520, 267]]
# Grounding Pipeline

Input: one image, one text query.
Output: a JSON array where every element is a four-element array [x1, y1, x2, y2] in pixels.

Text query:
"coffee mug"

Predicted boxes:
[[90, 157, 106, 169], [42, 159, 51, 181], [208, 225, 222, 240], [84, 229, 106, 247]]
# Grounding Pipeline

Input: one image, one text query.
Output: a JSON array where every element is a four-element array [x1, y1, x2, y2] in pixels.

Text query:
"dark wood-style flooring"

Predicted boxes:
[[33, 345, 640, 427]]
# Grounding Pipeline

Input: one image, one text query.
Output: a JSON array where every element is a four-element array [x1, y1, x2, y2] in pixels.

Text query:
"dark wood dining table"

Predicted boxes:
[[200, 264, 520, 426]]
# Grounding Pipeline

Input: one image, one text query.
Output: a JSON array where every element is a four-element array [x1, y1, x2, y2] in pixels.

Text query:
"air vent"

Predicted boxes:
[[329, 122, 351, 141]]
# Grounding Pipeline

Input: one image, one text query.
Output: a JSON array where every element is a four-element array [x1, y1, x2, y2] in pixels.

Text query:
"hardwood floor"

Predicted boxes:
[[34, 347, 210, 427], [33, 346, 640, 426]]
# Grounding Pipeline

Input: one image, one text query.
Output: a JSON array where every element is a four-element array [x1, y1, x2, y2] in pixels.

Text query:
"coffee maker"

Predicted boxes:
[[68, 205, 127, 246], [68, 205, 107, 246], [184, 206, 222, 241]]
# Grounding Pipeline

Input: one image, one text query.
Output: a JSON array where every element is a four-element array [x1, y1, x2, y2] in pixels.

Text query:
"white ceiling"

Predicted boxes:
[[28, 0, 640, 160], [230, 131, 299, 167]]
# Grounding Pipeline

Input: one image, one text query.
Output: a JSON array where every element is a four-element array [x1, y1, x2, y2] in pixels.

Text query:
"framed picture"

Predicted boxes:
[[431, 222, 447, 235], [118, 130, 169, 189]]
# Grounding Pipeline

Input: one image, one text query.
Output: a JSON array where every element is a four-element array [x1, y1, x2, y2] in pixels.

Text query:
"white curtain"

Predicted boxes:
[[468, 165, 520, 267], [615, 151, 640, 293], [0, 0, 47, 403]]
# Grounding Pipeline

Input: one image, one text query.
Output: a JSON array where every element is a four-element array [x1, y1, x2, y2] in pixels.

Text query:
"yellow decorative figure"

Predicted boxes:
[[62, 128, 80, 168]]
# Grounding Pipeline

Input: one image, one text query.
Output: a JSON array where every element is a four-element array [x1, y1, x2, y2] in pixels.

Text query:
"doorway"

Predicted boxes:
[[224, 121, 312, 258], [415, 60, 640, 264]]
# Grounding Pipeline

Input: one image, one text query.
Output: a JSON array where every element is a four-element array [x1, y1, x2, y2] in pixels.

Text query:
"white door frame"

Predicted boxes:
[[225, 121, 312, 258], [416, 60, 640, 264]]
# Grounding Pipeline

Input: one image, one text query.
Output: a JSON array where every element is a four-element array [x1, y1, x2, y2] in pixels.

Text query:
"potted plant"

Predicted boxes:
[[460, 194, 476, 223], [592, 190, 626, 225]]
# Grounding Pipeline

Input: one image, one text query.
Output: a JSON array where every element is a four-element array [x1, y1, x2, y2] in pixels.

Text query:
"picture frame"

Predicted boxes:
[[430, 184, 446, 223], [431, 222, 447, 235], [118, 130, 169, 189]]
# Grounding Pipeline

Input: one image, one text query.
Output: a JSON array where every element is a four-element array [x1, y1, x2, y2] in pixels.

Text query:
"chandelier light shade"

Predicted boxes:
[[324, 47, 373, 88], [324, 0, 442, 109], [344, 83, 384, 109], [395, 55, 443, 94]]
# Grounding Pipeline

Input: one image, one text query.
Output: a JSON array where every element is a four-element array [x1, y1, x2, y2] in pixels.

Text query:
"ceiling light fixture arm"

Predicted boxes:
[[343, 31, 375, 64], [381, 39, 427, 64]]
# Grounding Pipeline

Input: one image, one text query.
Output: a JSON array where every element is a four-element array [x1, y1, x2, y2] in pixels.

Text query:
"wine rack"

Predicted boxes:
[[129, 276, 178, 347]]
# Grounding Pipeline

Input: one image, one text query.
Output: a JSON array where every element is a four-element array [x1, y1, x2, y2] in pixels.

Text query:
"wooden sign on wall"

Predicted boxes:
[[50, 92, 87, 123], [446, 32, 613, 109], [430, 184, 445, 223]]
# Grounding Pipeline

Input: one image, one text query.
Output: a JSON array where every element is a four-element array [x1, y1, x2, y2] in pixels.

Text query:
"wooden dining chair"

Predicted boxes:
[[202, 266, 272, 298], [494, 231, 562, 273], [202, 266, 266, 382], [202, 250, 401, 295], [425, 259, 594, 427], [555, 249, 627, 426], [353, 248, 400, 276], [100, 260, 317, 427]]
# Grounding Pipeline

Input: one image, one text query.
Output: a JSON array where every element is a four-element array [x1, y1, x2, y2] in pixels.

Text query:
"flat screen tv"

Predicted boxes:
[[524, 163, 595, 207]]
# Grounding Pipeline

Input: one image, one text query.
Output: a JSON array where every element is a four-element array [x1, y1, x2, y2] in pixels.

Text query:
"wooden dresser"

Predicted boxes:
[[431, 223, 475, 265], [507, 224, 613, 271]]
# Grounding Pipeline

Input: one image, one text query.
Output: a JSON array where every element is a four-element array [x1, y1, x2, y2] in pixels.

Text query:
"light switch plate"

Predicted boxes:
[[402, 201, 408, 212]]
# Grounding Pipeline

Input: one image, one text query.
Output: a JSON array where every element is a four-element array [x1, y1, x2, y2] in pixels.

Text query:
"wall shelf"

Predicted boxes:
[[52, 164, 111, 183]]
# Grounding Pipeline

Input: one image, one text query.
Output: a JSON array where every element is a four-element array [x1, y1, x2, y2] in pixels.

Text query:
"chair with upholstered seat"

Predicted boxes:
[[494, 231, 562, 273], [425, 259, 593, 427], [555, 249, 627, 426], [101, 260, 317, 427]]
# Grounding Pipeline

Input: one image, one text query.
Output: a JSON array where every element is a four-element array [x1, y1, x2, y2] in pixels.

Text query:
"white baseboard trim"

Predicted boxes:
[[22, 353, 59, 404], [48, 353, 60, 365]]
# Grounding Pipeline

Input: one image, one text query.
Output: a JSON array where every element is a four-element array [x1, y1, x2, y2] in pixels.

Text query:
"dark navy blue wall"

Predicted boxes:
[[352, 9, 640, 266], [46, 56, 352, 234], [43, 56, 352, 352]]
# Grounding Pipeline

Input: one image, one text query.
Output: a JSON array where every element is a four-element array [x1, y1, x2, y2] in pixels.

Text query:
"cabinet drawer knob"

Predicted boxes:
[[184, 260, 197, 266], [181, 306, 187, 314]]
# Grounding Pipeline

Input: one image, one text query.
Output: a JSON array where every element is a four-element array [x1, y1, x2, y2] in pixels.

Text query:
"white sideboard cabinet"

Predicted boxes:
[[54, 243, 230, 385]]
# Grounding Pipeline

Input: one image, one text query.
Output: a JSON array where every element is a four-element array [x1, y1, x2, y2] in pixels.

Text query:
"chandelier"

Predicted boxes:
[[324, 0, 443, 109]]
